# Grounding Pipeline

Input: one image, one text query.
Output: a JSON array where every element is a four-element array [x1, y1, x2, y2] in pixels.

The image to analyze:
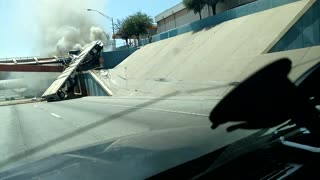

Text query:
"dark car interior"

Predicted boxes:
[[149, 59, 320, 179]]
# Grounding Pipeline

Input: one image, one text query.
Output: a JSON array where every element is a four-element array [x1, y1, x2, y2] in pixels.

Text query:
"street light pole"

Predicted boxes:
[[111, 18, 115, 47], [87, 8, 116, 50]]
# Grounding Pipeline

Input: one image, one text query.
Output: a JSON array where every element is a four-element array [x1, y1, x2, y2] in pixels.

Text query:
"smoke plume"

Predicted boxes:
[[0, 72, 60, 98], [1, 0, 110, 100], [34, 0, 110, 56]]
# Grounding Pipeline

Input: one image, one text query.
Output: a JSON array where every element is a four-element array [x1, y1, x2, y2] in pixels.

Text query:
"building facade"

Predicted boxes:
[[155, 0, 256, 34]]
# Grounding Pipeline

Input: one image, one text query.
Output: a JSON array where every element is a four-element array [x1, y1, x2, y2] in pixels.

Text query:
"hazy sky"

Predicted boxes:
[[0, 0, 181, 58]]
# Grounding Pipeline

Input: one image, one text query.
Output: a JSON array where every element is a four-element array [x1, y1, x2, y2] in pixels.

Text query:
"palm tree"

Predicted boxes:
[[205, 0, 220, 15], [183, 0, 206, 19]]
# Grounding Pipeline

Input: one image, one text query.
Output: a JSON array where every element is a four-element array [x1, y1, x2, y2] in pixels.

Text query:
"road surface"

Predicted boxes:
[[0, 96, 219, 171]]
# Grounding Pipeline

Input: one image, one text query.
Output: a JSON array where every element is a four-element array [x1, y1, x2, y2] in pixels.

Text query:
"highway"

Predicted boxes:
[[0, 96, 219, 171]]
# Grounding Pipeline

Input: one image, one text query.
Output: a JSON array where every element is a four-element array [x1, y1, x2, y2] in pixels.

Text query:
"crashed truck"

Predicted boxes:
[[41, 41, 104, 102]]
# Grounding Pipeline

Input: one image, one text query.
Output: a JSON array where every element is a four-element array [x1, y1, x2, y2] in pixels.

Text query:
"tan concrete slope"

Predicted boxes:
[[97, 46, 320, 97], [101, 0, 316, 97]]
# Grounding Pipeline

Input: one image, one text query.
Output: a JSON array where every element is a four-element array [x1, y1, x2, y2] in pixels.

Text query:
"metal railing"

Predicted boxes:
[[0, 56, 68, 65]]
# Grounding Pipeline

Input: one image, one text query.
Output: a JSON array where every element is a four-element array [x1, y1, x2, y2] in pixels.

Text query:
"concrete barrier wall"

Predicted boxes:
[[270, 0, 320, 52], [101, 48, 137, 69], [107, 45, 320, 97]]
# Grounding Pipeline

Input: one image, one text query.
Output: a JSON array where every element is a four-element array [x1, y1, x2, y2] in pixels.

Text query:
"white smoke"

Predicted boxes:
[[34, 0, 110, 56], [1, 0, 110, 100], [0, 72, 60, 98], [90, 26, 109, 42]]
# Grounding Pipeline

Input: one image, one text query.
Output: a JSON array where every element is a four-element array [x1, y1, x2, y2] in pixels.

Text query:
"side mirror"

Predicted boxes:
[[210, 59, 320, 135]]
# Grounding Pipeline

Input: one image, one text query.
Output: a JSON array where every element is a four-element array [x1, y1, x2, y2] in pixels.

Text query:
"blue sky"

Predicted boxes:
[[106, 0, 181, 20], [0, 0, 40, 58], [0, 0, 181, 58]]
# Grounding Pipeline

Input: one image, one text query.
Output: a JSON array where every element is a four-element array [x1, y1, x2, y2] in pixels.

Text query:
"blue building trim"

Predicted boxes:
[[102, 48, 137, 69]]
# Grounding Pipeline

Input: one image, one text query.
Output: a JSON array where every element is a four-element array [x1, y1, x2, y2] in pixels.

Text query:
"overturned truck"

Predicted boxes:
[[41, 41, 104, 102]]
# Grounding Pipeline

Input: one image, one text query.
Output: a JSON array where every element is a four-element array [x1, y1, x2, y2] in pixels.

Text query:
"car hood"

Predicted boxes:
[[0, 125, 257, 180]]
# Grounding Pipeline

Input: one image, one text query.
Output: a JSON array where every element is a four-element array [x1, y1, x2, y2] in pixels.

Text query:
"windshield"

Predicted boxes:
[[0, 0, 320, 179]]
